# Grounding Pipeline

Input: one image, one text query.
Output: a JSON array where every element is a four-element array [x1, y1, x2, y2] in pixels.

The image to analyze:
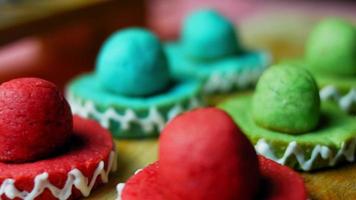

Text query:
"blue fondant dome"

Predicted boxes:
[[181, 9, 240, 59], [96, 28, 170, 96]]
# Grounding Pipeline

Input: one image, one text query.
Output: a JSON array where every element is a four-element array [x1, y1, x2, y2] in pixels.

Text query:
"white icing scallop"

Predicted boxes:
[[320, 85, 356, 112], [0, 150, 117, 200], [116, 183, 125, 200], [116, 168, 144, 200], [67, 93, 202, 135], [255, 138, 356, 171], [203, 52, 271, 94]]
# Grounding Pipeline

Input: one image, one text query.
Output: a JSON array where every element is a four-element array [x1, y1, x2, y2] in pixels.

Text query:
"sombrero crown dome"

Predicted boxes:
[[96, 28, 170, 96], [252, 65, 320, 134], [305, 18, 356, 77], [181, 9, 240, 59]]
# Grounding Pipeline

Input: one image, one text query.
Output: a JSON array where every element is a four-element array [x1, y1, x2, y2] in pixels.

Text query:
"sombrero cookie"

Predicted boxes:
[[219, 65, 356, 171], [165, 9, 271, 94], [116, 108, 307, 200], [0, 78, 116, 200], [67, 28, 203, 139], [288, 18, 356, 113]]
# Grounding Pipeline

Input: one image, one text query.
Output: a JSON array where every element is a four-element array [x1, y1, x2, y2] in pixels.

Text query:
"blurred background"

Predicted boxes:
[[0, 0, 355, 90]]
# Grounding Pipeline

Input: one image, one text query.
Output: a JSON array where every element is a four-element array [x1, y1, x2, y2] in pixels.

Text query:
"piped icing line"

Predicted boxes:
[[0, 150, 117, 200], [115, 167, 144, 200], [320, 85, 356, 112], [66, 93, 202, 135], [255, 138, 356, 171], [116, 183, 125, 200], [203, 52, 271, 94]]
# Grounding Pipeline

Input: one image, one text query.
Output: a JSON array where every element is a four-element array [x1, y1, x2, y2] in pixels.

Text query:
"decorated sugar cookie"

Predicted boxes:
[[165, 9, 271, 94], [288, 18, 356, 113], [219, 65, 356, 171], [0, 78, 116, 200], [116, 108, 307, 200], [67, 28, 203, 139]]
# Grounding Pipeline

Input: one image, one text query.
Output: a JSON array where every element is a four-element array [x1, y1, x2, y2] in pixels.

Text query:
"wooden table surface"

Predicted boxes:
[[85, 94, 356, 200]]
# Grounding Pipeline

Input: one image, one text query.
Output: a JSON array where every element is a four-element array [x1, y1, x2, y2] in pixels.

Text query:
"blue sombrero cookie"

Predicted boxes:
[[165, 9, 271, 94], [67, 28, 203, 139]]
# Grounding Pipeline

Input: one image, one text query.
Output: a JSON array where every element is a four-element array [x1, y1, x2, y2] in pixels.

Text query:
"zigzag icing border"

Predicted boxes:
[[203, 52, 271, 94], [0, 150, 117, 200], [319, 85, 356, 112], [255, 138, 356, 171], [116, 183, 125, 200], [67, 93, 202, 135], [116, 168, 142, 200]]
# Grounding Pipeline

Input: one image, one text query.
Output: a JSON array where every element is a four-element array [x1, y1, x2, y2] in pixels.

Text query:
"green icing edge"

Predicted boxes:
[[283, 58, 356, 93], [315, 74, 356, 93], [219, 95, 356, 170]]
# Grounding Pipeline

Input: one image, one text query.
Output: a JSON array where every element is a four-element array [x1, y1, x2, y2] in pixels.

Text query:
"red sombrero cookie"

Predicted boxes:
[[117, 108, 306, 200], [0, 78, 116, 200]]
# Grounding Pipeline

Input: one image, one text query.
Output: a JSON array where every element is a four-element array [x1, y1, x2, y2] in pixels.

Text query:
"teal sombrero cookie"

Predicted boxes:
[[67, 28, 203, 139], [164, 9, 271, 94], [288, 18, 356, 113], [219, 65, 356, 171]]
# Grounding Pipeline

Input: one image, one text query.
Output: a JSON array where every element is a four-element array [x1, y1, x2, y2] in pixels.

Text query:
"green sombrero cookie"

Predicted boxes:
[[288, 18, 356, 113], [219, 65, 356, 171], [164, 9, 271, 94], [67, 28, 203, 139]]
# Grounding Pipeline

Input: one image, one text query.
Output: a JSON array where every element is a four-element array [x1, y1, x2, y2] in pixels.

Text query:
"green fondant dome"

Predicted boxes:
[[252, 65, 320, 134], [305, 18, 356, 77]]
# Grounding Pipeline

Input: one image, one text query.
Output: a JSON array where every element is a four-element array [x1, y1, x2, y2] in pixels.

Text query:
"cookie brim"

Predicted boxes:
[[219, 94, 356, 171], [120, 156, 307, 200], [67, 73, 202, 110], [257, 156, 307, 200], [315, 74, 356, 93], [282, 58, 356, 92], [165, 42, 270, 94], [66, 74, 203, 138], [120, 162, 163, 200], [0, 116, 116, 200]]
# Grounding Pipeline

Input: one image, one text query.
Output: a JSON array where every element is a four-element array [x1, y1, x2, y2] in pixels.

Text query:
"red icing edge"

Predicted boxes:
[[257, 156, 307, 200], [0, 116, 114, 200], [122, 162, 163, 200], [122, 156, 307, 200]]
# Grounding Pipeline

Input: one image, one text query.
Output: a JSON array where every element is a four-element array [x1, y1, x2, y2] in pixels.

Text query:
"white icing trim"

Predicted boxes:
[[116, 168, 143, 200], [255, 138, 356, 171], [116, 183, 125, 200], [203, 52, 271, 94], [67, 93, 202, 135], [320, 85, 356, 112], [0, 150, 117, 200]]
